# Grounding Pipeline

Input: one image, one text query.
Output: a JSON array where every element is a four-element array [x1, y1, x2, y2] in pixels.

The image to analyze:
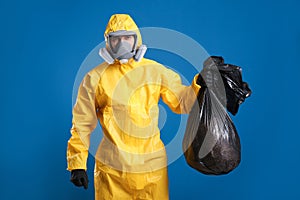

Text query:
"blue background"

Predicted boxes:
[[1, 0, 299, 199]]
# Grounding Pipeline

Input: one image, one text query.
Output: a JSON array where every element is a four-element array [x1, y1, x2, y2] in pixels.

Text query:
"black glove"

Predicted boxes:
[[196, 73, 207, 88], [70, 169, 89, 189]]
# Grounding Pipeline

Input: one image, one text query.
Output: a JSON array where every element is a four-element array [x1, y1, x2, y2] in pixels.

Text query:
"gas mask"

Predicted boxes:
[[99, 30, 147, 64]]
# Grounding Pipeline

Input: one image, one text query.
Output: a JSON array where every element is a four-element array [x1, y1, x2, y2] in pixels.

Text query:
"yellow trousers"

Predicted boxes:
[[94, 162, 169, 200]]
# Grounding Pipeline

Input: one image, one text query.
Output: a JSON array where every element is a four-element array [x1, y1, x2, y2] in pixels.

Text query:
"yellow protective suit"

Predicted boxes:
[[67, 14, 201, 200]]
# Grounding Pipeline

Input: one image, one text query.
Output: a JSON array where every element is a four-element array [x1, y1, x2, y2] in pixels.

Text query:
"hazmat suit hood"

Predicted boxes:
[[104, 14, 143, 47], [99, 14, 147, 64]]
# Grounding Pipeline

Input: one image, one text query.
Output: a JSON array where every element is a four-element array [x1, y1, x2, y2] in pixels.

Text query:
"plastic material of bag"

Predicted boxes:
[[183, 56, 251, 175], [202, 56, 252, 115], [183, 87, 241, 175]]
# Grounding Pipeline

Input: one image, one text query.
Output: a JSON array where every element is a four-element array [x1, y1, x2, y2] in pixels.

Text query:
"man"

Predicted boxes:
[[67, 14, 202, 200]]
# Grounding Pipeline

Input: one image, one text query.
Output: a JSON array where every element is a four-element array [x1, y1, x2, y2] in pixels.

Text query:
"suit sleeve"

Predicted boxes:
[[160, 67, 201, 114], [67, 72, 100, 171]]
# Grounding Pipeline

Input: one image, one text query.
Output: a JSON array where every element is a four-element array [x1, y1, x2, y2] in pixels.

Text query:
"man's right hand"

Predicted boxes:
[[70, 169, 89, 189]]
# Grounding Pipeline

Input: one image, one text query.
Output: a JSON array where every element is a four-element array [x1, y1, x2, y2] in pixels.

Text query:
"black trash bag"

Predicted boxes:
[[182, 56, 251, 175], [182, 87, 241, 175], [201, 56, 252, 115]]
